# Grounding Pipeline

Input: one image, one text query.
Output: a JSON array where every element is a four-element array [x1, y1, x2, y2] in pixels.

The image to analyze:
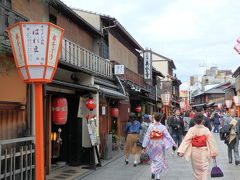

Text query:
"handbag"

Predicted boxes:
[[211, 158, 224, 178], [136, 139, 142, 147], [140, 152, 150, 163]]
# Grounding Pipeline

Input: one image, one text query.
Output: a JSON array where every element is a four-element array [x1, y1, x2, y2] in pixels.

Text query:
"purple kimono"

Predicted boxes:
[[142, 122, 176, 174]]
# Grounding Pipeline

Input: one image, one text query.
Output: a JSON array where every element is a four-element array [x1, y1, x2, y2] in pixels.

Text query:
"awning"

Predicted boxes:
[[50, 80, 98, 93], [99, 87, 128, 100]]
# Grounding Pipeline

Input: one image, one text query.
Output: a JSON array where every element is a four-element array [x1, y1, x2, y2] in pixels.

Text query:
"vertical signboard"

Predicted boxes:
[[144, 50, 152, 79]]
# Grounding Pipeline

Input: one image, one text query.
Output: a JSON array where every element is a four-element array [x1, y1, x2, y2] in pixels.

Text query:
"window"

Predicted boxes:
[[0, 0, 12, 8], [49, 14, 57, 24]]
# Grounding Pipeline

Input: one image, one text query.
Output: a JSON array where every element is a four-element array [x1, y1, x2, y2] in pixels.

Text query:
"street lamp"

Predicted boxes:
[[225, 99, 233, 111], [161, 92, 172, 121], [233, 96, 240, 117], [217, 103, 222, 110], [7, 22, 64, 180]]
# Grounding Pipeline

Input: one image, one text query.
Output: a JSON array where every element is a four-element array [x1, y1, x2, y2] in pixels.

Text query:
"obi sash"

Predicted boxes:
[[150, 130, 163, 140], [192, 135, 207, 147]]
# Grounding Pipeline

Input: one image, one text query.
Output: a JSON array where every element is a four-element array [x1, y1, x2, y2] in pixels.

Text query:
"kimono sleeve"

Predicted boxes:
[[177, 128, 193, 154], [207, 130, 219, 157], [163, 127, 176, 149]]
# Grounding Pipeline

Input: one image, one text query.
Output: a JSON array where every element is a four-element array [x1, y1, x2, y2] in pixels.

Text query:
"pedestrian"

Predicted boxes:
[[183, 111, 191, 135], [139, 114, 151, 146], [213, 111, 220, 133], [142, 112, 177, 180], [224, 109, 240, 165], [189, 108, 212, 131], [169, 109, 185, 147], [124, 112, 142, 167], [177, 112, 218, 180]]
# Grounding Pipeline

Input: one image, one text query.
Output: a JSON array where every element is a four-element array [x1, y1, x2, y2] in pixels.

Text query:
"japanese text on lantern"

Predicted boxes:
[[22, 24, 48, 65], [47, 26, 62, 67], [9, 26, 25, 67]]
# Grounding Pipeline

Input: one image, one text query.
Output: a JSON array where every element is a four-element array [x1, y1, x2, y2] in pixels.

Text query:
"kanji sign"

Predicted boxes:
[[114, 64, 125, 75], [144, 50, 152, 79]]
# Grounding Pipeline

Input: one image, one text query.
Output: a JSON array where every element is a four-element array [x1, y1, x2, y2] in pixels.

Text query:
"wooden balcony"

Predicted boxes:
[[60, 39, 113, 78], [111, 61, 144, 87]]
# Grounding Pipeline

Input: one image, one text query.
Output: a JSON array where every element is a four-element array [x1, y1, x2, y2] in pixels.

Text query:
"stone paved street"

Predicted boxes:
[[81, 134, 240, 180]]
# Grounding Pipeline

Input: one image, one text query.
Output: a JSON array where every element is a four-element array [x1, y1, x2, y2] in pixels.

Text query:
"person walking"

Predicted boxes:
[[124, 112, 142, 167], [177, 112, 218, 180], [183, 111, 192, 135], [213, 111, 221, 133], [142, 112, 177, 180], [189, 108, 212, 131], [139, 114, 151, 145], [224, 109, 240, 165], [169, 109, 185, 147]]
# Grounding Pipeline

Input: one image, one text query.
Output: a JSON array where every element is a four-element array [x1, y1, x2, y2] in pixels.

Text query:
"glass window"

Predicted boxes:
[[0, 0, 12, 9]]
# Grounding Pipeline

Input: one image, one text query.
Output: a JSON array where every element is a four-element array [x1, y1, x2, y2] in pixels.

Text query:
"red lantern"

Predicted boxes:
[[86, 98, 96, 111], [111, 108, 119, 118], [52, 98, 68, 125], [135, 106, 141, 113]]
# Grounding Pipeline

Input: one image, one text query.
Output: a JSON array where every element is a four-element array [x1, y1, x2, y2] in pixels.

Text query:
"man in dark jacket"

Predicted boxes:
[[169, 109, 185, 147], [189, 108, 212, 131]]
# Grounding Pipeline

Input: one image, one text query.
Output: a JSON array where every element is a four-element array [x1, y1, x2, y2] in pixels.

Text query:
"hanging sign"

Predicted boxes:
[[114, 64, 125, 75], [143, 50, 152, 79]]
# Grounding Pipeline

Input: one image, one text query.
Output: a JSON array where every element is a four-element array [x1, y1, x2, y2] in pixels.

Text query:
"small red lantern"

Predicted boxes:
[[86, 98, 96, 111], [135, 106, 141, 113], [52, 97, 68, 125], [111, 108, 119, 118]]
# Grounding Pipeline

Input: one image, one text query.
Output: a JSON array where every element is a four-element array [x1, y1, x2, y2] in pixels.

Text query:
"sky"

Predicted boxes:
[[62, 0, 240, 89]]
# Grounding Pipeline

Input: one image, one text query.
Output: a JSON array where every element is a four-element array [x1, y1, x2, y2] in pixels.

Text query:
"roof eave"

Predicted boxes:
[[54, 1, 103, 36]]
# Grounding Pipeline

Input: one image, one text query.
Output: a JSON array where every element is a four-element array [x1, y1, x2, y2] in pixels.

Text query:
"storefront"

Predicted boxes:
[[44, 68, 98, 173]]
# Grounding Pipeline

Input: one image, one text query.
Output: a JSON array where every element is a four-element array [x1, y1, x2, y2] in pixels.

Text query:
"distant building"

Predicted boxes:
[[151, 51, 182, 107], [191, 82, 232, 109], [201, 67, 234, 91]]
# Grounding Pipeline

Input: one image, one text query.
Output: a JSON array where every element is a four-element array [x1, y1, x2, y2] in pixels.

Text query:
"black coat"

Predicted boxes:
[[189, 116, 212, 131], [169, 116, 185, 136]]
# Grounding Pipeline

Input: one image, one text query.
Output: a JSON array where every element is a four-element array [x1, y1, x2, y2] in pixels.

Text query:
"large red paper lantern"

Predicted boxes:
[[111, 108, 119, 118], [52, 97, 68, 125], [135, 106, 142, 113], [86, 98, 96, 111]]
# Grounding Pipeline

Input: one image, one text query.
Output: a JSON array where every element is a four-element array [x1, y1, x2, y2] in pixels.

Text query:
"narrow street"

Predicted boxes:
[[81, 134, 240, 180]]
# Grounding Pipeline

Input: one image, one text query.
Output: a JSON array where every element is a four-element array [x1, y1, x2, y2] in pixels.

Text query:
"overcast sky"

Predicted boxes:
[[62, 0, 240, 88]]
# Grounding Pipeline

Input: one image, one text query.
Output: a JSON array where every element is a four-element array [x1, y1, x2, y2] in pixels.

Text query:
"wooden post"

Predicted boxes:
[[238, 107, 240, 118], [34, 83, 44, 180]]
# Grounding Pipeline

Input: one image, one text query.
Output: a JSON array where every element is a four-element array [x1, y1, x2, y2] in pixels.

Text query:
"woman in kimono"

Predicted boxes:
[[177, 112, 218, 180], [142, 112, 177, 180]]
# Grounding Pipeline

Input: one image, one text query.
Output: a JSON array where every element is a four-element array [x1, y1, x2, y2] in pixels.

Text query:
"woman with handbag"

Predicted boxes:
[[177, 112, 219, 180], [142, 112, 177, 180], [124, 112, 142, 167]]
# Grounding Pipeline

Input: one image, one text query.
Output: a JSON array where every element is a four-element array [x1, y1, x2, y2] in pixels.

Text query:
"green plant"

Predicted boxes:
[[110, 130, 120, 143]]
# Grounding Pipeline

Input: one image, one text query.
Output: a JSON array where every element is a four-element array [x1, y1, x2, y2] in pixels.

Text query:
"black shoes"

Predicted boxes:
[[133, 163, 137, 167], [125, 160, 128, 165], [151, 173, 155, 179], [229, 161, 232, 164], [235, 161, 239, 165]]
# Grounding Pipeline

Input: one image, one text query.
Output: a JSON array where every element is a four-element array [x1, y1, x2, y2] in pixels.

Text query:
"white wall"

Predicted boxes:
[[73, 10, 101, 31]]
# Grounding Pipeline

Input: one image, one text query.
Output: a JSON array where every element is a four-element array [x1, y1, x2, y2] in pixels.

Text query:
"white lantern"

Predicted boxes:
[[217, 103, 222, 109], [7, 22, 64, 83], [225, 99, 233, 109], [233, 96, 240, 107], [161, 92, 172, 106]]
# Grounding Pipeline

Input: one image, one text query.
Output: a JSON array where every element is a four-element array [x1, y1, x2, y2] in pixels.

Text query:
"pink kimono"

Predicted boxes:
[[142, 122, 176, 175], [178, 124, 218, 180]]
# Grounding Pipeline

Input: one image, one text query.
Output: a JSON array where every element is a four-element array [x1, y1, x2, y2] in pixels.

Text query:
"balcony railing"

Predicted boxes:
[[60, 39, 113, 78]]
